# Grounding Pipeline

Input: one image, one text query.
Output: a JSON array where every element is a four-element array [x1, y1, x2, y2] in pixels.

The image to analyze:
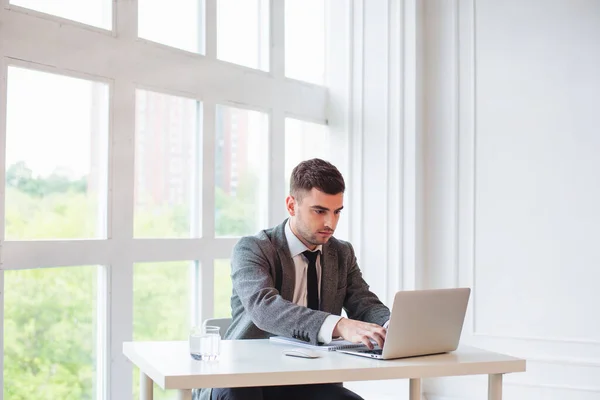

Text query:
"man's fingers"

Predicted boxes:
[[359, 335, 374, 350], [369, 331, 385, 349], [364, 324, 386, 348], [339, 319, 388, 349], [357, 327, 384, 349], [362, 329, 384, 349]]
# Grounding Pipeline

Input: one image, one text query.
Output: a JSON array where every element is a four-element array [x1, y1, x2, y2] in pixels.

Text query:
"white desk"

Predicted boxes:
[[123, 340, 525, 400]]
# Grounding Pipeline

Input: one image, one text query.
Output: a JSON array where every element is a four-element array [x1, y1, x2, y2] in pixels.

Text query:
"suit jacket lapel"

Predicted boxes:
[[271, 219, 296, 301], [319, 242, 338, 313]]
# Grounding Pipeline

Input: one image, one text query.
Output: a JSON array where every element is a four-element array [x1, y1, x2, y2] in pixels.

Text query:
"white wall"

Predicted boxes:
[[421, 0, 600, 399], [346, 0, 421, 310], [342, 0, 422, 398]]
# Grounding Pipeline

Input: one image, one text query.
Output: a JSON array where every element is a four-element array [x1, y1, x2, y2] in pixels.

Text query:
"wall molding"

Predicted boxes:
[[476, 376, 600, 394], [386, 0, 404, 304], [472, 332, 600, 346], [426, 0, 600, 398], [349, 0, 419, 304], [528, 357, 600, 368], [456, 0, 600, 347], [429, 376, 600, 396]]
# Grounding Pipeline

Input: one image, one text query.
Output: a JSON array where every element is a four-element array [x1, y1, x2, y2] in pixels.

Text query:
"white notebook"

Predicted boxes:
[[269, 336, 369, 352]]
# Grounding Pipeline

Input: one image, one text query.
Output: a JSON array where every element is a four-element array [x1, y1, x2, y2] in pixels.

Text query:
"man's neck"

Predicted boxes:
[[289, 218, 318, 251]]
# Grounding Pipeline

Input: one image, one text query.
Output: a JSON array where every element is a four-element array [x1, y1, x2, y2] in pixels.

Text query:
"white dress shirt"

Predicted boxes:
[[284, 220, 343, 344]]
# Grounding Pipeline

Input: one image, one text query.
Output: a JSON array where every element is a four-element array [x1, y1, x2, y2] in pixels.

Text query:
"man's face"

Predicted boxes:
[[286, 188, 344, 249]]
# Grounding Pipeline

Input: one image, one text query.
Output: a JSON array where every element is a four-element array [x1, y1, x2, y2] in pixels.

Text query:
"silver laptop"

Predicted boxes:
[[335, 288, 470, 360]]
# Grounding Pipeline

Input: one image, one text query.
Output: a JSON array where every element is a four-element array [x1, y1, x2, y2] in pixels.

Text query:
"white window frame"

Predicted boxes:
[[0, 0, 349, 399]]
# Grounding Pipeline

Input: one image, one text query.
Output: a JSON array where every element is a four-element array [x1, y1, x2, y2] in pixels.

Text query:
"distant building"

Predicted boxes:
[[135, 91, 196, 207], [134, 93, 250, 207]]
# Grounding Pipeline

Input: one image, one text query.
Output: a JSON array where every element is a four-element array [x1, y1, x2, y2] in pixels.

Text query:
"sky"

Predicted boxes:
[[5, 0, 325, 178], [6, 67, 106, 178]]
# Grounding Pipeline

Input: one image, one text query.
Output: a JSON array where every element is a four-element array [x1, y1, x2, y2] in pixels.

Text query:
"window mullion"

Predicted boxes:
[[199, 256, 215, 322], [0, 57, 6, 398], [202, 101, 216, 239], [206, 0, 217, 58], [0, 59, 7, 238], [115, 0, 138, 39], [200, 100, 216, 322], [108, 78, 136, 400], [269, 109, 286, 227], [270, 0, 285, 79], [268, 0, 286, 227]]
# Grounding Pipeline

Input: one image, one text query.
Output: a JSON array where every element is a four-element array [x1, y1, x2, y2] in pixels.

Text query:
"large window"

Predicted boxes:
[[5, 67, 109, 241], [138, 0, 204, 53], [284, 118, 331, 194], [0, 1, 338, 399], [217, 0, 269, 70], [134, 90, 201, 238], [285, 0, 326, 84], [4, 265, 104, 400], [215, 105, 269, 237], [132, 261, 197, 400]]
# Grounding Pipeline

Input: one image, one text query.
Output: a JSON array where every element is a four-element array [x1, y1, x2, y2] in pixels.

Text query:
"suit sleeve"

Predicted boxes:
[[342, 243, 391, 326], [231, 236, 331, 345]]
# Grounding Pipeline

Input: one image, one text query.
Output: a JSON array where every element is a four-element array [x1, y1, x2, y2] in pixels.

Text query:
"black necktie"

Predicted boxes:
[[303, 250, 320, 310]]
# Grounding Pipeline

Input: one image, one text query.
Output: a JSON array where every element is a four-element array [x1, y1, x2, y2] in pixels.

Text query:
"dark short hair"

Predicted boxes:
[[290, 158, 345, 201]]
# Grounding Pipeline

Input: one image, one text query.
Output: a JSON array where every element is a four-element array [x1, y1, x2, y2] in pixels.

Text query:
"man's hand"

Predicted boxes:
[[332, 318, 386, 349]]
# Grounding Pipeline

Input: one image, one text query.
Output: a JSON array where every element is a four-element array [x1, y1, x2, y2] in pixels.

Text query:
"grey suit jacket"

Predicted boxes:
[[195, 219, 390, 399]]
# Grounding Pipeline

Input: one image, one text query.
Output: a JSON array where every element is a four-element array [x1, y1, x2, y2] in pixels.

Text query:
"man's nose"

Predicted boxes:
[[324, 214, 333, 228]]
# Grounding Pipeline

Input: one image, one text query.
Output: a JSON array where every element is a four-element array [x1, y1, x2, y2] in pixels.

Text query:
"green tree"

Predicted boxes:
[[4, 263, 97, 399], [132, 261, 192, 400], [4, 161, 247, 400], [6, 161, 87, 199], [215, 171, 259, 236]]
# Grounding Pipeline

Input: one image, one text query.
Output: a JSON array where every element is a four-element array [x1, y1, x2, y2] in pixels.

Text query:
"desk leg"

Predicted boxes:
[[177, 389, 192, 400], [488, 374, 503, 400], [140, 371, 153, 400], [409, 378, 421, 400]]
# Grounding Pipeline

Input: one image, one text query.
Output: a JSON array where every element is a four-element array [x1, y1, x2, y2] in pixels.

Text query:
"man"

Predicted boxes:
[[197, 158, 390, 400]]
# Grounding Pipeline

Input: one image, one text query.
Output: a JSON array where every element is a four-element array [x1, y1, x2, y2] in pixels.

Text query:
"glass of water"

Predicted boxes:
[[190, 325, 221, 361]]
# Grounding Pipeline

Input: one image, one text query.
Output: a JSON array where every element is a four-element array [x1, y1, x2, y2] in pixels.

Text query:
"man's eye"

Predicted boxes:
[[334, 210, 342, 215], [315, 210, 325, 214]]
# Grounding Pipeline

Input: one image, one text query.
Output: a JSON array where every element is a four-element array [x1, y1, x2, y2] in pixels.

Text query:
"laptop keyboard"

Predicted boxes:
[[358, 349, 383, 355]]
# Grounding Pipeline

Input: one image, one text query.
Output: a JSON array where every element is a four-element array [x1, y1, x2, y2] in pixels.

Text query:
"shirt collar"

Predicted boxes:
[[285, 219, 323, 258]]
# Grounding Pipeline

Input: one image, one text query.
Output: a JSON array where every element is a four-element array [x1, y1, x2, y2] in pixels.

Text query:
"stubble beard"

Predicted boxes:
[[297, 221, 330, 246]]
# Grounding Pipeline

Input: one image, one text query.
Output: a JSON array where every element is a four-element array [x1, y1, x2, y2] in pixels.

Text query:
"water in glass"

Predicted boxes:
[[190, 325, 221, 361]]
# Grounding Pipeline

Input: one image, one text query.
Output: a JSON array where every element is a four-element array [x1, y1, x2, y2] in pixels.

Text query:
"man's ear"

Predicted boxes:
[[285, 195, 296, 216]]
